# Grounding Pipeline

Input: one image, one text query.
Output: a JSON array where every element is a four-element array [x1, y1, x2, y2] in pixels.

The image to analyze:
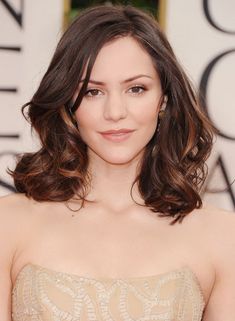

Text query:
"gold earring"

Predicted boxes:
[[158, 109, 165, 120], [158, 95, 168, 119], [151, 145, 157, 157]]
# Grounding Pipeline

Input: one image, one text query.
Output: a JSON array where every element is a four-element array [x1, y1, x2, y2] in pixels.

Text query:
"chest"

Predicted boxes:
[[21, 207, 196, 272], [12, 205, 214, 307]]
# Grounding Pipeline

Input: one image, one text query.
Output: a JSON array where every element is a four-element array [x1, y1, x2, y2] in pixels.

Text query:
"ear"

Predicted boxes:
[[157, 95, 168, 113], [160, 95, 168, 111]]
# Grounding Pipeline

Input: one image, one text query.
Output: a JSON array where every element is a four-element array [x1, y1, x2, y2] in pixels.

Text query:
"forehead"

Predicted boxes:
[[86, 36, 158, 81]]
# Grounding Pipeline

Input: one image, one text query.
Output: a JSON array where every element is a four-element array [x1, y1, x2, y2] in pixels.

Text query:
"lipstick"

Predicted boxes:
[[99, 128, 135, 142]]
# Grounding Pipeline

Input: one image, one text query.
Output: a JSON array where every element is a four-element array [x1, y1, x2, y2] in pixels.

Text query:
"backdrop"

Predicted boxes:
[[0, 0, 64, 194], [0, 0, 234, 212], [164, 0, 235, 210]]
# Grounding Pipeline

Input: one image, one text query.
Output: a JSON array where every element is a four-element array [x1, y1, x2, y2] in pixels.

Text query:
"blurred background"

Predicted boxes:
[[68, 0, 158, 17], [0, 0, 234, 211]]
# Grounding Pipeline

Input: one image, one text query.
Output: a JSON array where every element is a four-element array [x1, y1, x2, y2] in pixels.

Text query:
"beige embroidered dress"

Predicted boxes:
[[12, 264, 205, 321]]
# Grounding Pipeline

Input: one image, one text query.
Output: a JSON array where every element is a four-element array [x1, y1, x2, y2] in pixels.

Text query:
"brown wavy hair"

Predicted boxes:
[[9, 4, 217, 224]]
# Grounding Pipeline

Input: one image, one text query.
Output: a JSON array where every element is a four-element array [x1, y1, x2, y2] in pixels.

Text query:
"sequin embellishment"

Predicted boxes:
[[12, 264, 205, 321]]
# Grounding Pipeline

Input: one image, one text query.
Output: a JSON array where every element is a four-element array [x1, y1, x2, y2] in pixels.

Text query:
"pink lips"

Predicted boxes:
[[99, 128, 135, 142]]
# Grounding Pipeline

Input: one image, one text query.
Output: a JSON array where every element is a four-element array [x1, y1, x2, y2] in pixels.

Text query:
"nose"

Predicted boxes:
[[103, 92, 128, 121]]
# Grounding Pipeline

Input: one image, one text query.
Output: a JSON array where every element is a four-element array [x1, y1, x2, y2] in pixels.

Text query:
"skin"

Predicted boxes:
[[74, 36, 163, 210], [0, 36, 235, 320]]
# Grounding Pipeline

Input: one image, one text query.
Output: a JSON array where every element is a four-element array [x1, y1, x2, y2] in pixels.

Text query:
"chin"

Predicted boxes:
[[88, 146, 144, 164], [99, 151, 143, 165]]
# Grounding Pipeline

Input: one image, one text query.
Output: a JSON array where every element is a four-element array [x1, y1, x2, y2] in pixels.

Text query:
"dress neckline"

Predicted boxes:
[[27, 263, 189, 281], [13, 262, 206, 305]]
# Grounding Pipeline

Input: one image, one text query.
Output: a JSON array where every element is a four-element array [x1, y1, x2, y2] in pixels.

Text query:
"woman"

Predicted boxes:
[[0, 4, 234, 321]]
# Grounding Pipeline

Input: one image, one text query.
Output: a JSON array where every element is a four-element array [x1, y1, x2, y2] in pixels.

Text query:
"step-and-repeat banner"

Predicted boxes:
[[164, 0, 235, 211], [0, 1, 234, 212], [0, 0, 64, 195]]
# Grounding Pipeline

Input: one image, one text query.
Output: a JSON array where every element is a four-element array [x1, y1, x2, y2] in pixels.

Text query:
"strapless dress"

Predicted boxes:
[[12, 263, 206, 321]]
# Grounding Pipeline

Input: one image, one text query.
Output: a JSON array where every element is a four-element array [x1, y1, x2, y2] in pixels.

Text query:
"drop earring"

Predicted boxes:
[[152, 95, 168, 157], [156, 95, 168, 133], [158, 95, 168, 120]]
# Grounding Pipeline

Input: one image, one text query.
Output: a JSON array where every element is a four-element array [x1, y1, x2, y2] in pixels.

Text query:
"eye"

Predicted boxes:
[[128, 85, 146, 95], [84, 89, 103, 98]]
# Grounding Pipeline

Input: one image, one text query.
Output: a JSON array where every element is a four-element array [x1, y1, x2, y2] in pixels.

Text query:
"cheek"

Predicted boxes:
[[133, 97, 159, 126], [73, 110, 96, 145], [74, 107, 97, 130]]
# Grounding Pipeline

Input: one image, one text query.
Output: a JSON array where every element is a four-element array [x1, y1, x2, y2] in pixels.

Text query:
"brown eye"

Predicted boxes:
[[129, 86, 146, 94], [85, 89, 102, 97]]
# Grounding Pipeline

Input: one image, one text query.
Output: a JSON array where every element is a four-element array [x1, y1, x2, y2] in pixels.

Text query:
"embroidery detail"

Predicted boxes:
[[12, 264, 205, 321]]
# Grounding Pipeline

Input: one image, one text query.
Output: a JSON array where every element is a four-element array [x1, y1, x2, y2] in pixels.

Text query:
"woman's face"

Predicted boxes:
[[75, 36, 163, 165]]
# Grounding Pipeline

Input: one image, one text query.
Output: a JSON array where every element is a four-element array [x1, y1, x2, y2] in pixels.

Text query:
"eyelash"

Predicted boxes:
[[84, 85, 146, 98]]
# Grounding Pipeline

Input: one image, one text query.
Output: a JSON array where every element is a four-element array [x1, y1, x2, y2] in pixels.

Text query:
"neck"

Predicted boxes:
[[84, 150, 145, 211]]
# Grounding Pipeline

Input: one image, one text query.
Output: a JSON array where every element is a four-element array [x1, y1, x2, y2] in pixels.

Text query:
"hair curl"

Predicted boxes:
[[9, 4, 217, 224]]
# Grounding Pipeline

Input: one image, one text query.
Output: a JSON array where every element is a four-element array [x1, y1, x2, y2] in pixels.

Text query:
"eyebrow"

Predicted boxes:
[[79, 74, 153, 85]]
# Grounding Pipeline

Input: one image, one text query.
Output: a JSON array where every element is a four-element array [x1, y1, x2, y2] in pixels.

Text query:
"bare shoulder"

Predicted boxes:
[[0, 192, 34, 222], [0, 192, 26, 222], [193, 207, 235, 318], [185, 203, 235, 270], [0, 193, 28, 279], [188, 202, 235, 229], [0, 193, 35, 258], [195, 202, 235, 268], [0, 192, 42, 239], [198, 202, 235, 230], [0, 193, 38, 319]]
